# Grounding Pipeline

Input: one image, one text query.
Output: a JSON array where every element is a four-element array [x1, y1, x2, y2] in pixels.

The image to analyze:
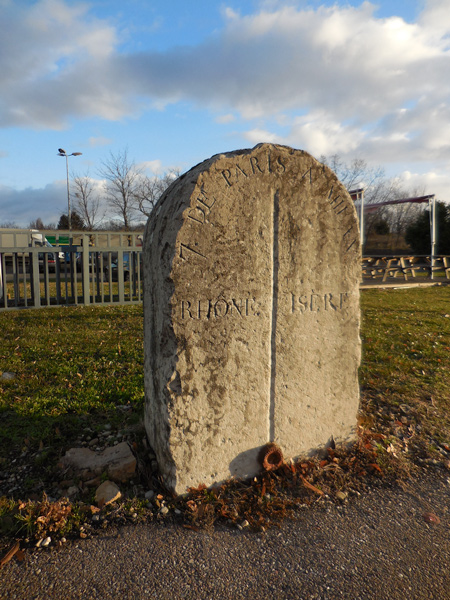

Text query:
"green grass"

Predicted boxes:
[[1, 288, 450, 462], [360, 286, 450, 455], [1, 289, 450, 544], [0, 305, 144, 454]]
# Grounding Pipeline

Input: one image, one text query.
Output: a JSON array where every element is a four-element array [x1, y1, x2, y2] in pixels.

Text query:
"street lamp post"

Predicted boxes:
[[58, 149, 82, 231]]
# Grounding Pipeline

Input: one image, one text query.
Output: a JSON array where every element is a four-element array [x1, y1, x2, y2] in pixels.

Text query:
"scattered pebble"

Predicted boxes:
[[95, 481, 122, 506], [336, 491, 348, 501], [66, 486, 79, 498], [423, 512, 440, 524], [1, 372, 15, 381]]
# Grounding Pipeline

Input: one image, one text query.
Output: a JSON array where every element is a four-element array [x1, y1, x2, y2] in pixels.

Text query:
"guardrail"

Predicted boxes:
[[362, 255, 450, 282], [0, 230, 143, 310]]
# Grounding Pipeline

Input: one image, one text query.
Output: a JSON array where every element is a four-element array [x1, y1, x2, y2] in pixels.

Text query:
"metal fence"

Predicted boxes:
[[0, 229, 143, 310]]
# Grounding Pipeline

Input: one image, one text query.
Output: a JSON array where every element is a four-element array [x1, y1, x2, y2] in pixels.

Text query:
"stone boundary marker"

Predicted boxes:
[[143, 144, 361, 495]]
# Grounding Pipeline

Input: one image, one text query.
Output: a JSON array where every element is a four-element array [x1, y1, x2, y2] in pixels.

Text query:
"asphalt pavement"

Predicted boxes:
[[1, 470, 450, 600]]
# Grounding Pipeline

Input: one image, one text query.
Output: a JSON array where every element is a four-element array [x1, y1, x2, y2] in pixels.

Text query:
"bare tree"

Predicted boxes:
[[133, 169, 180, 217], [383, 182, 426, 246], [98, 149, 141, 230], [71, 173, 104, 230], [0, 221, 19, 228], [321, 154, 428, 243], [321, 154, 385, 193], [29, 218, 45, 230], [28, 218, 56, 230]]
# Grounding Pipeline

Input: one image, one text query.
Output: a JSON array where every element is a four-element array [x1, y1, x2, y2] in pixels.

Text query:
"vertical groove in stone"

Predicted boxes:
[[269, 188, 280, 442]]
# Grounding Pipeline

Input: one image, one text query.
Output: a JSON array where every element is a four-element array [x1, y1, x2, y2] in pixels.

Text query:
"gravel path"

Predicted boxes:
[[2, 471, 450, 600]]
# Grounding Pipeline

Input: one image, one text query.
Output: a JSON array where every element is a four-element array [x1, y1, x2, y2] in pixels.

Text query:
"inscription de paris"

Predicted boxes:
[[143, 143, 361, 495]]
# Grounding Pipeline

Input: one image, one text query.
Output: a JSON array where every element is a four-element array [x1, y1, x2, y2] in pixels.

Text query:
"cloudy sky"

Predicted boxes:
[[1, 0, 449, 226]]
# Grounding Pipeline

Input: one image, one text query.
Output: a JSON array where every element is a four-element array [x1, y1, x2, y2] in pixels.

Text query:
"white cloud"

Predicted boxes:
[[281, 111, 366, 157], [139, 159, 163, 174], [215, 113, 236, 124], [89, 136, 113, 148], [419, 0, 450, 40], [1, 0, 450, 178], [243, 128, 282, 144], [0, 174, 111, 227], [399, 169, 450, 201], [0, 181, 67, 226], [0, 0, 120, 129]]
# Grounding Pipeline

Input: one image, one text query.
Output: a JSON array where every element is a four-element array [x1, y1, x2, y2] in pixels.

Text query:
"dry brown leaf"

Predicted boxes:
[[0, 542, 20, 568], [300, 475, 324, 496], [261, 481, 266, 497], [15, 549, 25, 562], [368, 463, 383, 474], [186, 500, 198, 513]]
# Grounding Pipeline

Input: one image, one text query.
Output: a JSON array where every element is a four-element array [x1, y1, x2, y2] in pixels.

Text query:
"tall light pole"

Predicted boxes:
[[58, 149, 82, 231]]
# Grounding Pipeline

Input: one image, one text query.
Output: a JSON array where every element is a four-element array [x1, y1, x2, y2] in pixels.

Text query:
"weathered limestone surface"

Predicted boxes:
[[143, 144, 361, 494]]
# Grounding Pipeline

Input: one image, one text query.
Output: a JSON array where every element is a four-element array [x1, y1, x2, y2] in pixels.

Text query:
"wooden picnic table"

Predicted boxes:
[[361, 255, 450, 281]]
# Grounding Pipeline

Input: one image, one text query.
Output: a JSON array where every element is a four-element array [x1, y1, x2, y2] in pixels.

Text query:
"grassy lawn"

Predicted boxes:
[[360, 286, 450, 460], [0, 305, 144, 454], [1, 287, 450, 544], [1, 288, 450, 460]]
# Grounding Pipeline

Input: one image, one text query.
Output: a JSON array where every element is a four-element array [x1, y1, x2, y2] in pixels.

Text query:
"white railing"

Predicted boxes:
[[2, 230, 448, 310], [0, 229, 143, 310]]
